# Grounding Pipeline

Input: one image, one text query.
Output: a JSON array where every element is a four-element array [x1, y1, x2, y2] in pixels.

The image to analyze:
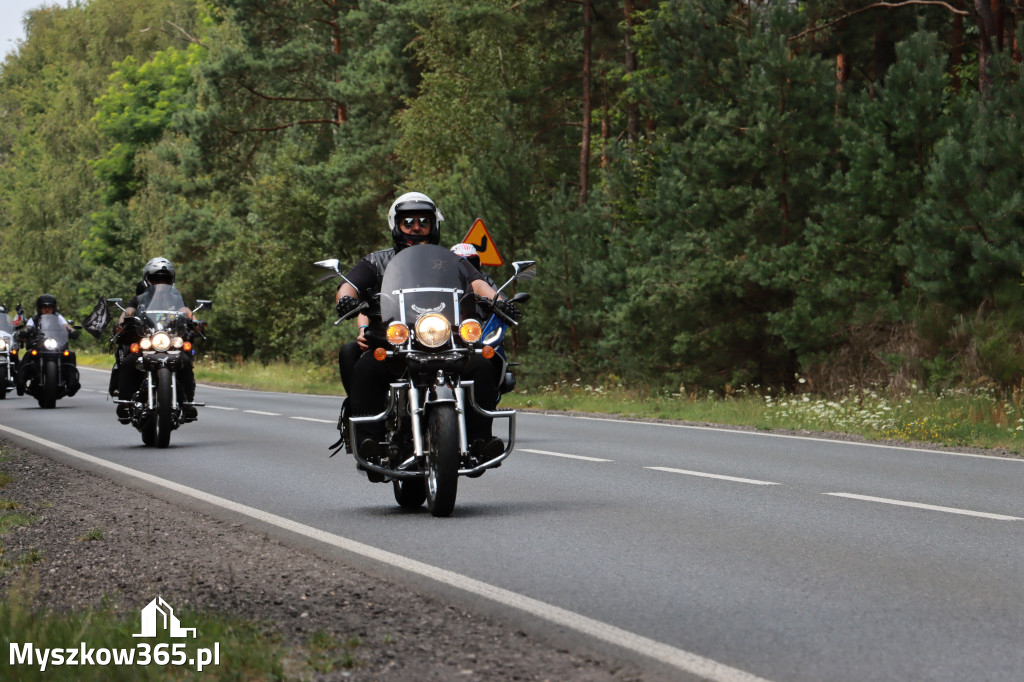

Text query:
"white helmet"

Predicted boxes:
[[143, 257, 175, 284], [388, 192, 444, 251], [450, 242, 481, 270]]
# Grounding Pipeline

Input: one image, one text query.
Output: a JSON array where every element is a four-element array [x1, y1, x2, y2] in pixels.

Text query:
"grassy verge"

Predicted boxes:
[[75, 351, 1024, 456], [0, 445, 362, 680]]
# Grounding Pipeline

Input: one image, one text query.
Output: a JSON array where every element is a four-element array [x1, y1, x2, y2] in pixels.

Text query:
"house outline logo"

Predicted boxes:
[[133, 596, 197, 638]]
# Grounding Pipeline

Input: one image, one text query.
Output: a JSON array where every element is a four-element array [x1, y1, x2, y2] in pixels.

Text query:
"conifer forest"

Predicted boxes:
[[3, 0, 1024, 393]]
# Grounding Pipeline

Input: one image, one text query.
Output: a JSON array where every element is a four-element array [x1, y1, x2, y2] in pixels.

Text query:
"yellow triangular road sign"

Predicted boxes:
[[462, 218, 504, 266]]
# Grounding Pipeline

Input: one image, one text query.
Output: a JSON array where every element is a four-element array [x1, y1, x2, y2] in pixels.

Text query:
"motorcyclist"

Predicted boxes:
[[15, 294, 80, 397], [449, 242, 523, 388], [334, 192, 522, 464], [112, 257, 198, 422], [108, 278, 150, 399]]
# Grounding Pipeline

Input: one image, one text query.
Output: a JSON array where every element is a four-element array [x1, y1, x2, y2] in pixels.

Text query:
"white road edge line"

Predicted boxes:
[[526, 413, 1023, 462], [291, 417, 334, 424], [647, 467, 779, 486], [824, 493, 1022, 521], [0, 424, 771, 682], [519, 448, 612, 462], [244, 410, 281, 416], [206, 405, 237, 411]]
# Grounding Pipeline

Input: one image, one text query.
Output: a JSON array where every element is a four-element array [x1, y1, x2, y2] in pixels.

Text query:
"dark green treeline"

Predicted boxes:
[[2, 0, 1024, 393]]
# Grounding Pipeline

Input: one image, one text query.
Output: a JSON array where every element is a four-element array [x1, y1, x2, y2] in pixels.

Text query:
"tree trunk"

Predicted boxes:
[[578, 0, 592, 205], [624, 0, 639, 142], [975, 0, 996, 94]]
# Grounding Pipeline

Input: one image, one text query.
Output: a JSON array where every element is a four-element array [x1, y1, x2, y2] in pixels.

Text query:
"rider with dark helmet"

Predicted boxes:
[[15, 294, 80, 396], [112, 257, 198, 422], [334, 192, 521, 464]]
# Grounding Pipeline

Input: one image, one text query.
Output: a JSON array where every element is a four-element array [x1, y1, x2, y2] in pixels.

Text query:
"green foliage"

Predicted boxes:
[[4, 0, 1024, 393]]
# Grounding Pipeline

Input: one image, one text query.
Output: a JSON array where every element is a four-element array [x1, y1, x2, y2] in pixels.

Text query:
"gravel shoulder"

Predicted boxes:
[[0, 440, 659, 681]]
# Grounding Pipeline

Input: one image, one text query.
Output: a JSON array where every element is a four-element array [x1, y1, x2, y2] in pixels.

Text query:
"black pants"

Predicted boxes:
[[16, 353, 78, 391], [338, 341, 362, 395], [117, 353, 195, 403], [348, 351, 499, 443]]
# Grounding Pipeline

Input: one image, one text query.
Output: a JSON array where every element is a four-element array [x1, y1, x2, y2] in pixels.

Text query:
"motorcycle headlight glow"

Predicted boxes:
[[172, 336, 184, 349], [386, 322, 410, 346], [43, 338, 58, 351], [415, 313, 451, 348], [0, 339, 7, 351], [152, 332, 172, 352], [459, 319, 482, 344], [140, 338, 152, 350]]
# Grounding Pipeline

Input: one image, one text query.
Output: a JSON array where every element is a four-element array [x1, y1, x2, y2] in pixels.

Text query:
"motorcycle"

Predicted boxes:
[[0, 306, 16, 399], [108, 284, 211, 448], [16, 314, 81, 409], [316, 244, 536, 517]]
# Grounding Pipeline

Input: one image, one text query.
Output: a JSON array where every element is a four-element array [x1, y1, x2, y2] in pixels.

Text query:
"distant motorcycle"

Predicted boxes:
[[480, 291, 531, 401], [17, 315, 81, 409], [108, 284, 211, 448], [0, 306, 15, 399], [316, 245, 536, 516]]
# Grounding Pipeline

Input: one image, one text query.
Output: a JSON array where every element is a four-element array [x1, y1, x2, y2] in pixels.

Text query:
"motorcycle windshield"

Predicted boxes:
[[37, 314, 69, 347], [136, 283, 187, 329], [380, 244, 467, 326], [0, 313, 12, 335]]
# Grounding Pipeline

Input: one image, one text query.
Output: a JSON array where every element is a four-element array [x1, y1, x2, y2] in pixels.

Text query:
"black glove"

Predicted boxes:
[[335, 296, 360, 318], [494, 297, 522, 323], [69, 329, 80, 340]]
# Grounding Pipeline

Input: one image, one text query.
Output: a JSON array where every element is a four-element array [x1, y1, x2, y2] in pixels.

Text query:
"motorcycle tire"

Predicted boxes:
[[155, 367, 173, 448], [40, 360, 58, 409], [425, 404, 460, 517], [141, 418, 157, 446], [0, 377, 7, 399], [393, 479, 427, 510]]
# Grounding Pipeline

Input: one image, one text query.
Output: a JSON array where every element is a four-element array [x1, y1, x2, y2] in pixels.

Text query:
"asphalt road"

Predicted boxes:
[[2, 366, 1023, 682]]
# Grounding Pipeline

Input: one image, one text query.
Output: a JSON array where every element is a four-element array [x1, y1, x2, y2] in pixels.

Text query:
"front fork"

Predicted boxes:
[[406, 382, 469, 464]]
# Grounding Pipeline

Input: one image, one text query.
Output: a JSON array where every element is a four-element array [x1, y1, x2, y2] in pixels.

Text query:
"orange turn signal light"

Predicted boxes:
[[130, 343, 141, 354], [30, 350, 38, 357], [459, 319, 482, 343], [183, 341, 193, 352], [481, 345, 495, 359], [373, 347, 387, 361], [386, 323, 410, 345], [63, 350, 70, 357]]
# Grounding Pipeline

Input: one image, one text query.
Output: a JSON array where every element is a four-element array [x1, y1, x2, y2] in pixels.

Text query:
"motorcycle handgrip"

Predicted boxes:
[[485, 298, 520, 327], [333, 299, 370, 326]]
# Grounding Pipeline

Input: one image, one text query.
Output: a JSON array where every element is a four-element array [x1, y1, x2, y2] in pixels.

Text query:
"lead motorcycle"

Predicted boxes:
[[108, 284, 211, 448], [0, 306, 16, 399], [17, 314, 81, 408], [316, 244, 536, 517]]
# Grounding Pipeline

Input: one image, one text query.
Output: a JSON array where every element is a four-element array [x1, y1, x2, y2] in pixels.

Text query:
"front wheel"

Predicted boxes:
[[40, 360, 58, 409], [425, 404, 460, 517], [155, 367, 174, 448]]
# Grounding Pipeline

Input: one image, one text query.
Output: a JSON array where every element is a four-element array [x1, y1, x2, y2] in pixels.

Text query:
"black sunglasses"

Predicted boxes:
[[401, 216, 433, 228]]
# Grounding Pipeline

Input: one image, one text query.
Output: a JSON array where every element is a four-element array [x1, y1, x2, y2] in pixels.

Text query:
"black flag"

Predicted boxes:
[[82, 296, 111, 338]]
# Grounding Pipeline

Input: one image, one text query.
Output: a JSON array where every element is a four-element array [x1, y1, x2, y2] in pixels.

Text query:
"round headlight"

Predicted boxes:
[[0, 339, 7, 351], [386, 322, 410, 346], [152, 332, 172, 352], [459, 319, 482, 344], [415, 313, 451, 348], [172, 336, 184, 349], [140, 338, 152, 350], [43, 338, 58, 350]]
